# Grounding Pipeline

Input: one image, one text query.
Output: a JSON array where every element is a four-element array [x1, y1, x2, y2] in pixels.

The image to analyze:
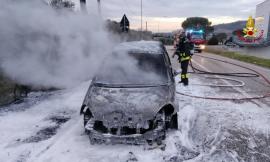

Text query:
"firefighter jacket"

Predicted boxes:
[[176, 37, 194, 62]]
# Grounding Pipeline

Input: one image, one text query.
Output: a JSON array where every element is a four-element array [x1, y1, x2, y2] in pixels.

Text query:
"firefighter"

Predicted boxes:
[[173, 32, 194, 86]]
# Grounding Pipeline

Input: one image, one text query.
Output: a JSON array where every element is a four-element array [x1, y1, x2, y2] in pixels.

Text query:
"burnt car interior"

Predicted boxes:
[[94, 52, 169, 86]]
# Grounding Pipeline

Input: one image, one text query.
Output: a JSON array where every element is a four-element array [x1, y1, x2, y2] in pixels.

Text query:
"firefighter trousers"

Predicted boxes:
[[176, 53, 191, 86], [180, 59, 189, 86]]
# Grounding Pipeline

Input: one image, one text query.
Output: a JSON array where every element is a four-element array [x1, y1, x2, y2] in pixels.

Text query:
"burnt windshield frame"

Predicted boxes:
[[92, 82, 169, 88]]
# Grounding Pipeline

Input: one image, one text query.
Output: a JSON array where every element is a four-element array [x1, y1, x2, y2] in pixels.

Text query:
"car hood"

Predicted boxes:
[[88, 85, 170, 122]]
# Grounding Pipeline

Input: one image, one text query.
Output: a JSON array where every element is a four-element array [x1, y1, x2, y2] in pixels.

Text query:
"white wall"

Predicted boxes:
[[256, 0, 270, 39]]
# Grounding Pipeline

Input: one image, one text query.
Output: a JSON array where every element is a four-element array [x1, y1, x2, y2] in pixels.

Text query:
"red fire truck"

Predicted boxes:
[[174, 29, 206, 53], [186, 29, 206, 53]]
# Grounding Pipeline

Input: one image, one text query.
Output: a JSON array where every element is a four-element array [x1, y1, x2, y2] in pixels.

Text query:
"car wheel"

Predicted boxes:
[[156, 110, 166, 142], [169, 113, 178, 129], [198, 50, 202, 53], [84, 109, 92, 127]]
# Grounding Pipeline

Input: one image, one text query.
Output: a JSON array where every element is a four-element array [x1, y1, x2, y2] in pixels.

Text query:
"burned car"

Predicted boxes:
[[80, 41, 178, 145]]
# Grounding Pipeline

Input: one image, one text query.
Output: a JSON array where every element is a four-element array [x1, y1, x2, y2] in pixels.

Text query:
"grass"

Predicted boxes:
[[205, 47, 270, 69]]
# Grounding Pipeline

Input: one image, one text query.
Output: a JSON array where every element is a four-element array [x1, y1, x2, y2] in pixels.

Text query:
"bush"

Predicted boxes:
[[207, 36, 219, 45], [216, 33, 227, 43]]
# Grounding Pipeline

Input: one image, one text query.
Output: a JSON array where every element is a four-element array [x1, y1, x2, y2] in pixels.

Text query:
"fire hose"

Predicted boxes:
[[176, 54, 270, 101]]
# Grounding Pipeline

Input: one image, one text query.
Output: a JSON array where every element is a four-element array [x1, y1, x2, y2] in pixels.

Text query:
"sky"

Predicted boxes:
[[76, 0, 265, 32]]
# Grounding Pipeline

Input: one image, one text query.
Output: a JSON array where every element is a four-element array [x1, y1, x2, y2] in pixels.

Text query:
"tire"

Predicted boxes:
[[197, 50, 202, 53], [156, 111, 166, 142], [83, 109, 92, 127], [169, 113, 178, 129]]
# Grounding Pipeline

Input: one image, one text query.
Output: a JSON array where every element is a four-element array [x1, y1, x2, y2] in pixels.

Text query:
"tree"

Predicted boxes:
[[106, 20, 122, 33], [49, 0, 75, 10], [216, 33, 227, 43], [232, 29, 244, 36], [207, 35, 219, 45], [182, 17, 214, 34]]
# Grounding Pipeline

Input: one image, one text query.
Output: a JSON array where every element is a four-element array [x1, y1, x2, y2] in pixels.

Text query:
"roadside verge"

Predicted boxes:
[[205, 46, 270, 69]]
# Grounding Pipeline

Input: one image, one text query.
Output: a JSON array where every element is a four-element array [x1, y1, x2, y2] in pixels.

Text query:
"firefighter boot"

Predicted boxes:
[[183, 78, 189, 86], [179, 74, 185, 84]]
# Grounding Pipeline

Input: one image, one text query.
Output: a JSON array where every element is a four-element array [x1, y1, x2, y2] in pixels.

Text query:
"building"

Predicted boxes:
[[255, 0, 270, 40]]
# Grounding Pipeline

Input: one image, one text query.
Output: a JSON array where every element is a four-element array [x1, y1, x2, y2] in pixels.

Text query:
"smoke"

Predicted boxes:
[[0, 0, 117, 88], [96, 42, 168, 86]]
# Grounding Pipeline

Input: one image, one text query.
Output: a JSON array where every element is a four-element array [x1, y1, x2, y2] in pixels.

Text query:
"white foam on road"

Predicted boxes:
[[1, 75, 270, 161]]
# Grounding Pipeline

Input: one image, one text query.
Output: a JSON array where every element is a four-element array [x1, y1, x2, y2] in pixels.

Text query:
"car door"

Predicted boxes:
[[162, 47, 174, 84]]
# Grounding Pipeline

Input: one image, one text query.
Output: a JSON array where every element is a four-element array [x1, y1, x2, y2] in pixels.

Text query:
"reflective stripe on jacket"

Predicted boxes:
[[181, 56, 191, 62], [179, 53, 191, 62]]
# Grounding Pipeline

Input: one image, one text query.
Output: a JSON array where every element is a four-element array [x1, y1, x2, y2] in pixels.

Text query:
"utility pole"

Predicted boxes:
[[80, 0, 101, 15], [146, 21, 148, 32], [80, 0, 87, 12], [140, 0, 143, 39], [97, 0, 101, 16]]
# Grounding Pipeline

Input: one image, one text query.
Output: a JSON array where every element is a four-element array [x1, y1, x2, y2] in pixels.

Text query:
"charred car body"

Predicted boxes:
[[80, 41, 178, 145]]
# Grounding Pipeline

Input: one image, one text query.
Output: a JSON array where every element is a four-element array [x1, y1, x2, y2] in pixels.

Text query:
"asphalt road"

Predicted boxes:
[[166, 46, 270, 107], [165, 46, 270, 161]]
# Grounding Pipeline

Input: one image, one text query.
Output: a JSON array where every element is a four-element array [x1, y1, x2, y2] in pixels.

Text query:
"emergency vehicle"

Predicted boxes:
[[174, 29, 206, 53], [186, 29, 206, 53]]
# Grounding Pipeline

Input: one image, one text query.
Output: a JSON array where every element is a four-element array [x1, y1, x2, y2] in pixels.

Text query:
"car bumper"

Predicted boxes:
[[86, 122, 165, 145]]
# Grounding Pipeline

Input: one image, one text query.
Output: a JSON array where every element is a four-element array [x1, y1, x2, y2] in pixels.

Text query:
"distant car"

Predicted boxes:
[[80, 41, 179, 145]]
